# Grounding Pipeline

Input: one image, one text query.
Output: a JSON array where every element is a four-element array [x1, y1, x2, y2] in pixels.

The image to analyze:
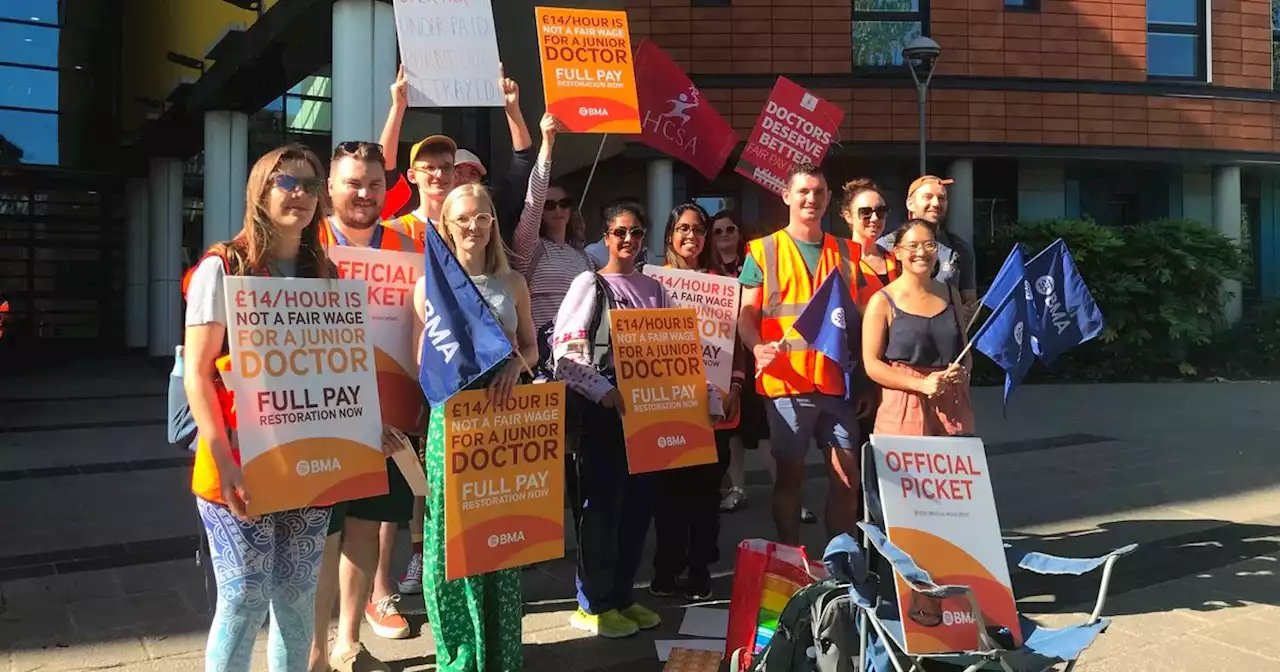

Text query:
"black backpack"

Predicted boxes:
[[733, 579, 860, 672]]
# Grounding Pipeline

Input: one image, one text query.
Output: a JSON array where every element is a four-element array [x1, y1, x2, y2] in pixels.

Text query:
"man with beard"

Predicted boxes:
[[878, 175, 979, 312], [310, 141, 420, 672]]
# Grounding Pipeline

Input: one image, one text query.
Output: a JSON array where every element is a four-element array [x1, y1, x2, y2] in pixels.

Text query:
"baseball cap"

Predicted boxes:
[[455, 148, 487, 176], [908, 175, 954, 197], [408, 135, 457, 165]]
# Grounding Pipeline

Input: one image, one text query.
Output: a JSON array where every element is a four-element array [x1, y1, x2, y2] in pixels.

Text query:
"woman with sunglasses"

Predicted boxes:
[[648, 203, 742, 600], [510, 112, 593, 333], [841, 179, 901, 306], [861, 219, 974, 437], [182, 145, 337, 671], [412, 184, 538, 671], [551, 202, 722, 638]]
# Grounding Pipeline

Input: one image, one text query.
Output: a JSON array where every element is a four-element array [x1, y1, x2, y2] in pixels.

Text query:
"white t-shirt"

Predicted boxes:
[[184, 256, 298, 327]]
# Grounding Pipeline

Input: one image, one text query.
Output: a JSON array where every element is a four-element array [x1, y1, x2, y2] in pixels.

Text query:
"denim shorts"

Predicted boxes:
[[765, 393, 859, 461]]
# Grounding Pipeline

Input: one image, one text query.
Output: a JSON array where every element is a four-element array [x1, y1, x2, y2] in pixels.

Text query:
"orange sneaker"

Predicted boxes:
[[364, 595, 410, 640]]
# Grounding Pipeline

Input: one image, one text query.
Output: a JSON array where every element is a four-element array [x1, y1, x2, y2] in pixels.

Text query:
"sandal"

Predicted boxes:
[[720, 487, 748, 512]]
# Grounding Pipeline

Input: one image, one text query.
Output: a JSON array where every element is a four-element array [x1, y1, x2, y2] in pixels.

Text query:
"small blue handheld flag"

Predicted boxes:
[[1023, 239, 1104, 364], [791, 272, 861, 400], [417, 225, 514, 407], [973, 248, 1035, 416]]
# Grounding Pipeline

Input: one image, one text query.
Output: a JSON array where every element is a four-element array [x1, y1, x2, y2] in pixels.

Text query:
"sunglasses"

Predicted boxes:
[[609, 227, 646, 240], [713, 224, 738, 236], [857, 206, 890, 220], [448, 213, 495, 229], [272, 174, 323, 196], [545, 198, 573, 211], [333, 141, 384, 159]]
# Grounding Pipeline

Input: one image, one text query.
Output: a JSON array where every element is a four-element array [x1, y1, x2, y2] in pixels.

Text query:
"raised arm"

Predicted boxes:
[[511, 114, 560, 274], [379, 66, 409, 170]]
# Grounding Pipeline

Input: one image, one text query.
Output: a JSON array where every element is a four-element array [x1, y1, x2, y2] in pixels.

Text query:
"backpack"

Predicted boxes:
[[534, 274, 617, 453], [732, 579, 860, 672]]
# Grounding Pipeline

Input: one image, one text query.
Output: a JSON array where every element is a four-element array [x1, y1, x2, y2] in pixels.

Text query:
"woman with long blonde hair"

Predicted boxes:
[[182, 144, 336, 671], [412, 183, 538, 670]]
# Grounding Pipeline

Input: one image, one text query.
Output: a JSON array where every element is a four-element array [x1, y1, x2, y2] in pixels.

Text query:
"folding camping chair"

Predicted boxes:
[[832, 438, 1137, 672]]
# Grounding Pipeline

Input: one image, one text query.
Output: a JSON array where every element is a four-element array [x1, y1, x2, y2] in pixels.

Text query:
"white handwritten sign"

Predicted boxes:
[[393, 0, 503, 107]]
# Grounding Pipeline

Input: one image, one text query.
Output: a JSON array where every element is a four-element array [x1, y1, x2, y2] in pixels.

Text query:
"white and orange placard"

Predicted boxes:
[[326, 246, 426, 433], [222, 277, 387, 516], [444, 382, 566, 580], [870, 434, 1020, 655], [534, 6, 641, 133], [642, 267, 741, 393]]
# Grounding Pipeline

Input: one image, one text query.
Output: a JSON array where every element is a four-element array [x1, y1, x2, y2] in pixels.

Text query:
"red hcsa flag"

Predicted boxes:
[[634, 40, 739, 181]]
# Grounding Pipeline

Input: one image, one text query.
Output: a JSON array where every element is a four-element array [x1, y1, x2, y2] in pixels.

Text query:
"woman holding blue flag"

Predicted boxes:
[[411, 183, 538, 671], [860, 219, 975, 436]]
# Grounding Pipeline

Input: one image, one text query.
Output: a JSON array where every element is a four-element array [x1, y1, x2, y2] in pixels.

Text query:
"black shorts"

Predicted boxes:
[[326, 451, 419, 536]]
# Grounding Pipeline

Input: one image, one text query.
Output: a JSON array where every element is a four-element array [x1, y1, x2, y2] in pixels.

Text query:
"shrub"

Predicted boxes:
[[974, 218, 1246, 382], [1194, 300, 1280, 379]]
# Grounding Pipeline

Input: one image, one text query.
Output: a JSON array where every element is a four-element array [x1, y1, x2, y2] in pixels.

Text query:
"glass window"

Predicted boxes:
[[0, 109, 57, 164], [0, 21, 59, 67], [289, 75, 332, 98], [0, 65, 58, 110], [286, 97, 331, 134], [1005, 0, 1037, 7], [853, 0, 926, 69], [1149, 0, 1199, 25], [0, 0, 58, 24], [1146, 0, 1203, 80], [1147, 33, 1198, 78]]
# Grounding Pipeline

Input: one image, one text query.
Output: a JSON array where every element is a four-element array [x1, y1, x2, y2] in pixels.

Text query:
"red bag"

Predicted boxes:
[[724, 539, 828, 661]]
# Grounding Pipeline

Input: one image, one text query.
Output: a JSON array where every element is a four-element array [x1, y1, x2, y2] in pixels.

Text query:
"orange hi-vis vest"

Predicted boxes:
[[320, 216, 422, 252], [383, 213, 434, 247], [748, 230, 863, 398], [855, 254, 901, 308]]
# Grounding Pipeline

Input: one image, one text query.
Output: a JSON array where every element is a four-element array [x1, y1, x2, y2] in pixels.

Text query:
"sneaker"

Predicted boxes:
[[619, 603, 662, 630], [329, 642, 390, 672], [720, 487, 748, 512], [570, 608, 639, 638], [364, 595, 410, 640], [684, 573, 713, 601], [800, 507, 817, 524], [397, 552, 423, 594], [649, 574, 678, 597]]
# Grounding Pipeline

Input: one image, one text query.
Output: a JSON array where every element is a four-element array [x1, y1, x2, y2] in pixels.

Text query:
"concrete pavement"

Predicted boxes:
[[2, 358, 1279, 671]]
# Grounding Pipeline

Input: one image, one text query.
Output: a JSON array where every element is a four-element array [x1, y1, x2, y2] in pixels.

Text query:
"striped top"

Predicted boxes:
[[509, 157, 595, 329]]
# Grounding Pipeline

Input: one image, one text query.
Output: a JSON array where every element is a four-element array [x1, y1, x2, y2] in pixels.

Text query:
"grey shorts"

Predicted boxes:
[[765, 393, 859, 461]]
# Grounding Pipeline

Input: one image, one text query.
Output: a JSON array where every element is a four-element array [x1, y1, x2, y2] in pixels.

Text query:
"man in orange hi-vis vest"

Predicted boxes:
[[310, 141, 419, 672], [736, 161, 873, 547]]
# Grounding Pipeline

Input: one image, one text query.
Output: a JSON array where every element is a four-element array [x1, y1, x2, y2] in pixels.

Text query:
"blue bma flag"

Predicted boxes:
[[973, 254, 1035, 416], [1023, 239, 1105, 364], [791, 272, 861, 400], [417, 225, 513, 407]]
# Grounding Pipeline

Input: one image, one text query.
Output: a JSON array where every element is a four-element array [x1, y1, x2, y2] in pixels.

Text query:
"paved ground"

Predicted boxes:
[[2, 357, 1279, 670]]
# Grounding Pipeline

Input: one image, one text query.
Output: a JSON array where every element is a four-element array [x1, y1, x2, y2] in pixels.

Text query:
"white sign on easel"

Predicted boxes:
[[392, 0, 503, 107]]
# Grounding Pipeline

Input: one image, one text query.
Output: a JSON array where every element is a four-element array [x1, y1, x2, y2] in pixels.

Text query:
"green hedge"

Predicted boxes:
[[972, 218, 1246, 382]]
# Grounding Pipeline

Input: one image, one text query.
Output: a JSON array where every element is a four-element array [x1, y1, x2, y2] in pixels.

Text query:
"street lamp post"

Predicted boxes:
[[903, 36, 942, 177]]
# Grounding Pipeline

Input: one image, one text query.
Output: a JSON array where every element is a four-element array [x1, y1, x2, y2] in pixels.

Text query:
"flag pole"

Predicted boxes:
[[576, 133, 609, 220], [951, 279, 1018, 366]]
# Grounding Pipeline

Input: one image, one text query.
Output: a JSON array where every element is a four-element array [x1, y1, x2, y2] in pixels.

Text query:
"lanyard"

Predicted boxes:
[[327, 217, 384, 248]]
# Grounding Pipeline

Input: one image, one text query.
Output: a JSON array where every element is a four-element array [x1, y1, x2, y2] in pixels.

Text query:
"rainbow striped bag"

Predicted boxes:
[[725, 539, 828, 661]]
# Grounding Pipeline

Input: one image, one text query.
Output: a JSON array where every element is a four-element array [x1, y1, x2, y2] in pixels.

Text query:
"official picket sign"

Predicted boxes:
[[735, 77, 844, 195], [609, 307, 716, 474], [221, 276, 387, 516], [534, 6, 641, 133], [392, 0, 503, 107], [642, 266, 741, 393], [327, 245, 426, 432], [444, 383, 566, 580], [870, 434, 1020, 654]]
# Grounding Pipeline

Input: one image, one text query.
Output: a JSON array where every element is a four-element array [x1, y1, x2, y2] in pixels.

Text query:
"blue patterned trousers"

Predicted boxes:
[[196, 498, 331, 672]]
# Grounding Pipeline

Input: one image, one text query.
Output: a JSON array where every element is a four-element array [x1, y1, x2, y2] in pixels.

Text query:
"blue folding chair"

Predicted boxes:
[[829, 440, 1137, 672]]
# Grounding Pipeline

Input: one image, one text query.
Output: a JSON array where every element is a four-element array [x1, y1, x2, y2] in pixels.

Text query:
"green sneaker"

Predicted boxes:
[[619, 603, 662, 630], [569, 608, 639, 639]]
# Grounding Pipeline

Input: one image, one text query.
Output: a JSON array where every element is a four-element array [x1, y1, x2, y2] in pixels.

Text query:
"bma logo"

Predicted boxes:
[[1034, 274, 1075, 335], [941, 610, 976, 626], [296, 458, 341, 476], [830, 307, 846, 330], [800, 92, 819, 112], [1024, 280, 1034, 301], [1034, 275, 1056, 296], [1013, 321, 1024, 346]]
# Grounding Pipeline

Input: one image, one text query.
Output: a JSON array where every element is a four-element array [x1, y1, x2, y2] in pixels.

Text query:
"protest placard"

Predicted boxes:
[[735, 77, 844, 195], [444, 382, 566, 580], [393, 0, 503, 107], [609, 308, 716, 474], [534, 6, 640, 133], [222, 277, 387, 516], [327, 246, 425, 433], [642, 267, 741, 394], [870, 434, 1020, 654]]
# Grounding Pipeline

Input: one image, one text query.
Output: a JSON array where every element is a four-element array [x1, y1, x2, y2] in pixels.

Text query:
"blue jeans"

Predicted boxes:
[[573, 404, 656, 614], [196, 498, 330, 672]]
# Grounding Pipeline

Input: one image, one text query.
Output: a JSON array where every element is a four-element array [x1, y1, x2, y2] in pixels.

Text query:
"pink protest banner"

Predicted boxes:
[[734, 77, 844, 195]]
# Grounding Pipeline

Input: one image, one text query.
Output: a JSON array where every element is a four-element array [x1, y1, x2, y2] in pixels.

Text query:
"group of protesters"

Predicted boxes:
[[180, 63, 980, 672]]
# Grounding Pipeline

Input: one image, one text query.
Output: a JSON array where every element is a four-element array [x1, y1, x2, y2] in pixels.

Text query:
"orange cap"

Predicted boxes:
[[408, 135, 457, 165], [908, 175, 953, 197]]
